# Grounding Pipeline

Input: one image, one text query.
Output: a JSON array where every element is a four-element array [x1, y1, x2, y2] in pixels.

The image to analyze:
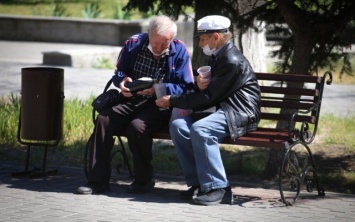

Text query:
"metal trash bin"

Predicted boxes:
[[14, 67, 65, 178], [20, 67, 64, 141]]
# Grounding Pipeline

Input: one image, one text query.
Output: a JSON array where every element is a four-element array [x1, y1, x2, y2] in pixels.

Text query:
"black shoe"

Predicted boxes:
[[180, 185, 200, 200], [126, 179, 155, 193], [77, 183, 110, 195], [193, 187, 228, 206]]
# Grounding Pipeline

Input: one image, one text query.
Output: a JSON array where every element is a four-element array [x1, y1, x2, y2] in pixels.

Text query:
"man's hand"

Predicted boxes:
[[120, 77, 133, 97], [155, 95, 171, 109], [197, 74, 211, 90]]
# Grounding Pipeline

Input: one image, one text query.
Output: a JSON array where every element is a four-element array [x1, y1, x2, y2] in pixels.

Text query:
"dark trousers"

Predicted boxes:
[[87, 96, 171, 184]]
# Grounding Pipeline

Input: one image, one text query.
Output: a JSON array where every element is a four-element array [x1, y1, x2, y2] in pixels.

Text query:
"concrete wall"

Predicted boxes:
[[0, 15, 272, 72], [0, 15, 194, 48]]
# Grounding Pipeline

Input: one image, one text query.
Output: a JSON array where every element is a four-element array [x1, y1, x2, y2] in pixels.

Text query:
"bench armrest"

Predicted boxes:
[[288, 100, 321, 144], [287, 71, 332, 144]]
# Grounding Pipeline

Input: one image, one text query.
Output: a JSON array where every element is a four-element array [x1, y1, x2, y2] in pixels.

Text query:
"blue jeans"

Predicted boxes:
[[169, 109, 230, 192]]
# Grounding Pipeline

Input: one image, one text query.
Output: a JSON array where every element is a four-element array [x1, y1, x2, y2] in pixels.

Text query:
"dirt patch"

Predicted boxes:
[[308, 143, 355, 194], [312, 144, 355, 172]]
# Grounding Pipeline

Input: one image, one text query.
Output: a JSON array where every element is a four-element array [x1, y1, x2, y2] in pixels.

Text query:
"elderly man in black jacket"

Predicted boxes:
[[156, 15, 261, 205]]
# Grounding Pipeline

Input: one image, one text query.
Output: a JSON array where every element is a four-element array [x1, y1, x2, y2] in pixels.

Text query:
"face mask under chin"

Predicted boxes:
[[202, 38, 216, 56], [148, 44, 169, 57]]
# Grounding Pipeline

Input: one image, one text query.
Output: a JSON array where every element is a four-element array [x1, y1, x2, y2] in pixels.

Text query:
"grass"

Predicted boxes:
[[0, 0, 153, 20], [318, 113, 355, 151]]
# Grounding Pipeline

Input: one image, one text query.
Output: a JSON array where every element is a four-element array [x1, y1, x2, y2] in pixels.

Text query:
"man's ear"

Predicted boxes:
[[212, 32, 220, 40]]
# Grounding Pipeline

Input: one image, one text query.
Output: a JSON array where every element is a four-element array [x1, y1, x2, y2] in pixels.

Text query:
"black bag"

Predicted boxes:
[[91, 89, 121, 112]]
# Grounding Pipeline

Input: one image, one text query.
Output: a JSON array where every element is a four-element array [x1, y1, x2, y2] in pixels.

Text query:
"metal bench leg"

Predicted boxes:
[[305, 145, 325, 198], [117, 136, 133, 178], [85, 134, 134, 180], [279, 141, 324, 206]]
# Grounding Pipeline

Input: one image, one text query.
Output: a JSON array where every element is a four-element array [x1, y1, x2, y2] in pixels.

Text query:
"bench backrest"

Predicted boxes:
[[95, 71, 332, 146], [254, 72, 332, 143]]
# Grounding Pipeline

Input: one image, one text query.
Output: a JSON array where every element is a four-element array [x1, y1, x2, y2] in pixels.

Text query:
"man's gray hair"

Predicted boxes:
[[148, 15, 177, 38]]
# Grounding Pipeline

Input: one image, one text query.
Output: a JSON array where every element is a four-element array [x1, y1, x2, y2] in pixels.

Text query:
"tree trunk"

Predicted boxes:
[[240, 20, 267, 72], [262, 1, 317, 179], [191, 0, 219, 69]]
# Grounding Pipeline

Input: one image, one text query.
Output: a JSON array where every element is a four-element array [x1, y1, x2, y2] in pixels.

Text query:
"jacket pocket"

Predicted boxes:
[[233, 112, 249, 128]]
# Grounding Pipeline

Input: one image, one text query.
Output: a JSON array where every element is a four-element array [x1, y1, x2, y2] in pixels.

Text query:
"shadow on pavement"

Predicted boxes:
[[0, 161, 343, 208]]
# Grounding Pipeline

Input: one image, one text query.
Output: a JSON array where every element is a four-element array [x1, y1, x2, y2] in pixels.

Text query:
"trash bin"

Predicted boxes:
[[20, 67, 64, 141]]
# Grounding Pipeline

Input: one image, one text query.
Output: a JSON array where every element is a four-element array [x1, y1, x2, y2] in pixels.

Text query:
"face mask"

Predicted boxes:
[[202, 38, 216, 56], [148, 44, 169, 57]]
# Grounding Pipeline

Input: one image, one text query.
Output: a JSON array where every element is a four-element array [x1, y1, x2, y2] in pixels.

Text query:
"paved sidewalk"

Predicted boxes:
[[1, 162, 355, 222], [0, 40, 116, 100]]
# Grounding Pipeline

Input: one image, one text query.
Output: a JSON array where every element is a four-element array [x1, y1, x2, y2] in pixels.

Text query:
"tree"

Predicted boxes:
[[124, 0, 354, 75], [247, 0, 355, 178], [123, 0, 355, 178]]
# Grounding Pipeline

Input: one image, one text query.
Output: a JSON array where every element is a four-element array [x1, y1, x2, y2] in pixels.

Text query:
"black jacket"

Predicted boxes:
[[170, 41, 261, 139]]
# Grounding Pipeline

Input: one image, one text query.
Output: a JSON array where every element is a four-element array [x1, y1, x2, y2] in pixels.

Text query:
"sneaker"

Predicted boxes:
[[180, 185, 200, 200], [193, 187, 228, 206], [126, 179, 155, 193], [77, 182, 110, 195]]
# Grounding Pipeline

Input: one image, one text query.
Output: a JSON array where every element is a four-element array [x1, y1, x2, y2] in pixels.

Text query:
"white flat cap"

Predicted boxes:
[[196, 15, 231, 36]]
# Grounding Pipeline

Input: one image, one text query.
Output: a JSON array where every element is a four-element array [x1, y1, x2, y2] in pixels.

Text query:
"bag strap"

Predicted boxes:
[[103, 78, 113, 93]]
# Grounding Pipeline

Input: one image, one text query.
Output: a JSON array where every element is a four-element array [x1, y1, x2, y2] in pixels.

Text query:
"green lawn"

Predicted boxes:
[[0, 0, 140, 19]]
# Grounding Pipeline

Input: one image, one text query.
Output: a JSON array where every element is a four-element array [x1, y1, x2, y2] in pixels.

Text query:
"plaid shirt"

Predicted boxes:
[[133, 39, 167, 82], [113, 33, 194, 96]]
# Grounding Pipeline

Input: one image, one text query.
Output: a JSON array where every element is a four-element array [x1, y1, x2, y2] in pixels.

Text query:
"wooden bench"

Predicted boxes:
[[85, 71, 332, 206]]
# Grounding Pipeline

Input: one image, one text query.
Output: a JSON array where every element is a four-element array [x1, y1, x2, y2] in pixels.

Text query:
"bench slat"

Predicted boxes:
[[149, 128, 291, 150], [260, 113, 316, 123], [230, 127, 306, 148], [260, 86, 319, 96], [224, 137, 288, 149], [256, 73, 321, 83], [261, 100, 315, 110], [151, 132, 171, 140], [241, 129, 289, 139]]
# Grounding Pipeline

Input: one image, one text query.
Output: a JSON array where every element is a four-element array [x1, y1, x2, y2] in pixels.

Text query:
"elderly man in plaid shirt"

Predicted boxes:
[[78, 15, 194, 195]]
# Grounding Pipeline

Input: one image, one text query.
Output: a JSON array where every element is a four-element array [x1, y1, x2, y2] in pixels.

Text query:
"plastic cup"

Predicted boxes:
[[153, 83, 166, 98], [197, 66, 211, 78]]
